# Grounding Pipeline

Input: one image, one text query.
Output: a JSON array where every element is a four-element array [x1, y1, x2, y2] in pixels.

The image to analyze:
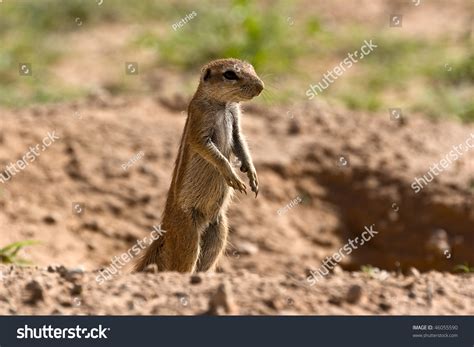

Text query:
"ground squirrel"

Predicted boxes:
[[135, 58, 264, 273]]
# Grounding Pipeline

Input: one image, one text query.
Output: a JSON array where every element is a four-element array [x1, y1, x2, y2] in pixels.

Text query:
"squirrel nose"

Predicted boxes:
[[255, 80, 264, 95]]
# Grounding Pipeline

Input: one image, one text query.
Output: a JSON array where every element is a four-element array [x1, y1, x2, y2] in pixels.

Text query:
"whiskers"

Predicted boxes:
[[260, 83, 280, 103], [259, 73, 282, 103]]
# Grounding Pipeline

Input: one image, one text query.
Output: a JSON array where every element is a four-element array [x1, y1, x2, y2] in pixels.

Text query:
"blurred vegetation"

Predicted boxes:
[[454, 263, 474, 273], [135, 0, 302, 73], [0, 240, 39, 265], [0, 0, 178, 106], [0, 0, 472, 121]]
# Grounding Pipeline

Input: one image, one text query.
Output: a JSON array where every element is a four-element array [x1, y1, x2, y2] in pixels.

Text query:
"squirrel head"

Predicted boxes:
[[198, 58, 264, 103]]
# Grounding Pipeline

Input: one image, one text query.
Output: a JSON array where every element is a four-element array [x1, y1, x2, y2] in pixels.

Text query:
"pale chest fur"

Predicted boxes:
[[211, 105, 235, 158]]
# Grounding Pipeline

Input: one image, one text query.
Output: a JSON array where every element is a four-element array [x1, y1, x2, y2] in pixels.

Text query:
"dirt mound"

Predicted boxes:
[[280, 103, 474, 272]]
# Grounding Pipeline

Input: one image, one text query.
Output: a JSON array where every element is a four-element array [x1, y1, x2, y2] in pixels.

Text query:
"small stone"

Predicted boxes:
[[56, 265, 68, 275], [70, 283, 82, 296], [24, 280, 44, 305], [43, 214, 57, 225], [346, 285, 363, 304], [328, 296, 342, 306], [206, 282, 238, 315], [408, 267, 420, 278], [57, 266, 82, 282], [264, 298, 279, 310], [190, 275, 202, 284], [379, 301, 392, 311], [143, 264, 158, 274], [59, 299, 72, 307], [332, 265, 343, 275], [288, 119, 301, 135], [69, 267, 84, 274], [234, 241, 259, 256]]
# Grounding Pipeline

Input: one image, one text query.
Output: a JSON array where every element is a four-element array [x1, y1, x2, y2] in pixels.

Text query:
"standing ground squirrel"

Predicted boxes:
[[135, 58, 264, 273]]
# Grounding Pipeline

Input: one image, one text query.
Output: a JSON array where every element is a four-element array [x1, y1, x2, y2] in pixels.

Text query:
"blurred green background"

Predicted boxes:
[[0, 0, 472, 121]]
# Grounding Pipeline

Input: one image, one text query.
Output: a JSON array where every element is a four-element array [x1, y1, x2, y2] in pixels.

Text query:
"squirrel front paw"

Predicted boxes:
[[240, 162, 258, 197], [224, 169, 247, 194], [247, 167, 259, 198]]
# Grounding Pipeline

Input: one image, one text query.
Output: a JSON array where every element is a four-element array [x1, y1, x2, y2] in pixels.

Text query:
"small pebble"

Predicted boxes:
[[43, 214, 57, 225], [24, 280, 44, 305], [190, 275, 202, 284], [408, 267, 420, 278], [379, 301, 392, 311], [143, 264, 159, 274], [346, 285, 363, 304], [70, 283, 82, 296], [234, 241, 259, 256], [328, 296, 342, 306]]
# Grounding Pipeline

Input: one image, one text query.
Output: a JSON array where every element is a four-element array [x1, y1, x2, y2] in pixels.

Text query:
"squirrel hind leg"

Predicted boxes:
[[135, 210, 205, 273], [196, 214, 228, 272], [134, 206, 211, 273], [133, 238, 165, 272]]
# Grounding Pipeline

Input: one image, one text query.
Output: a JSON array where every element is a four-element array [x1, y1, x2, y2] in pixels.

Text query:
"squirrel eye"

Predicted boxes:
[[223, 70, 239, 80]]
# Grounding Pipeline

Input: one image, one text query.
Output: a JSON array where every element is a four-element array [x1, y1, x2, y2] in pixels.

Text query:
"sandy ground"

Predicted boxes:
[[0, 94, 472, 314], [1, 265, 472, 315]]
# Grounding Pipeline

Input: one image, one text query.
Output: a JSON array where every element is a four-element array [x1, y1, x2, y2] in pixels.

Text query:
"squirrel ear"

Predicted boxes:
[[203, 68, 211, 82]]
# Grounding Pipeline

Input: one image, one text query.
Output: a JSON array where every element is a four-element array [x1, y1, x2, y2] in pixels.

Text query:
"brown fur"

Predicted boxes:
[[134, 58, 264, 273]]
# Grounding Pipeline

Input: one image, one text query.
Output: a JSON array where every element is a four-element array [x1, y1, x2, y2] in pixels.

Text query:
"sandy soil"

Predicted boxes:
[[1, 265, 472, 315], [0, 93, 472, 314]]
